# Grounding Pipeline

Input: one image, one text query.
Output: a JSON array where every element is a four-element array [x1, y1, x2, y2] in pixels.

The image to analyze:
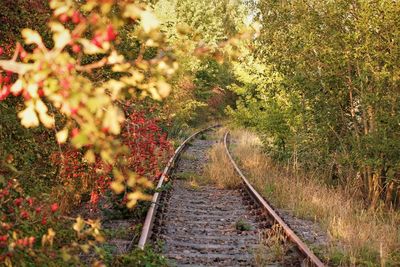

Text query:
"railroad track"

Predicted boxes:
[[138, 126, 324, 266]]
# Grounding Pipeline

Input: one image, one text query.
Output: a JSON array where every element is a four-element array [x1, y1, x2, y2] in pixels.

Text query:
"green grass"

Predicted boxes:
[[175, 171, 200, 180], [176, 171, 212, 187], [111, 246, 168, 267], [235, 218, 253, 231], [180, 153, 196, 161]]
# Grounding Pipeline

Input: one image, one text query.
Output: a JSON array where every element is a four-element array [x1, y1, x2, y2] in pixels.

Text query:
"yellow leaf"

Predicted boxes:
[[35, 99, 48, 114], [42, 228, 56, 247], [53, 5, 69, 16], [126, 199, 137, 209], [137, 177, 153, 188], [18, 105, 39, 128], [113, 169, 124, 182], [88, 219, 102, 230], [110, 181, 124, 194], [61, 249, 72, 261], [79, 39, 105, 54], [73, 216, 85, 233], [102, 106, 124, 135], [140, 11, 160, 33], [39, 112, 55, 128], [94, 234, 105, 243], [112, 63, 130, 72], [149, 86, 161, 101], [22, 29, 43, 46], [49, 22, 71, 50], [101, 3, 112, 14], [10, 79, 23, 95], [108, 51, 124, 65], [56, 128, 68, 144], [123, 4, 142, 19], [80, 244, 90, 254], [84, 150, 95, 163], [100, 150, 114, 164], [157, 81, 171, 98], [105, 80, 125, 100], [0, 60, 33, 75], [27, 83, 38, 98], [127, 173, 137, 187], [36, 99, 55, 128], [5, 257, 12, 267], [127, 191, 151, 208]]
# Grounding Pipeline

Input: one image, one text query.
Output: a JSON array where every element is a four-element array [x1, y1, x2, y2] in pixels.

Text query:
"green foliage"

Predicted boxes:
[[0, 101, 55, 181], [112, 247, 168, 267], [229, 0, 400, 208], [0, 0, 52, 54], [235, 218, 252, 231], [153, 0, 249, 134]]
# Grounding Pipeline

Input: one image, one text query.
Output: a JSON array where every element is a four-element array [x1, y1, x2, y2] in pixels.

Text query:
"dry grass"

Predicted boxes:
[[176, 171, 211, 188], [204, 142, 242, 189], [254, 224, 289, 266], [230, 129, 400, 266]]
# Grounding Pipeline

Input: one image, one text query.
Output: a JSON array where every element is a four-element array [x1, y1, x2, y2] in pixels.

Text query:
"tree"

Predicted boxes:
[[229, 0, 400, 208]]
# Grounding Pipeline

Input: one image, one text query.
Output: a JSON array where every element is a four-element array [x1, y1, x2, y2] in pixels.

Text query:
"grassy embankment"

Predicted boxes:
[[205, 127, 400, 266]]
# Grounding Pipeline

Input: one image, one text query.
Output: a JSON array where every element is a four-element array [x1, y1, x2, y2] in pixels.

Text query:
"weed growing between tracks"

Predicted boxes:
[[230, 129, 400, 266], [254, 224, 289, 266], [204, 142, 241, 189], [111, 246, 168, 267]]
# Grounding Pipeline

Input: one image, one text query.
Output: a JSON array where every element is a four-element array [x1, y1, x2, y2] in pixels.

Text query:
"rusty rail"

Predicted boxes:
[[223, 131, 325, 267], [138, 125, 218, 249]]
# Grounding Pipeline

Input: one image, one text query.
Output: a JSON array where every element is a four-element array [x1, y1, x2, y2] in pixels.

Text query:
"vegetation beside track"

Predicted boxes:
[[226, 128, 400, 266]]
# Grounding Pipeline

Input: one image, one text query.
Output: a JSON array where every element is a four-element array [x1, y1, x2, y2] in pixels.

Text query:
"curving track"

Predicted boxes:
[[138, 127, 325, 267]]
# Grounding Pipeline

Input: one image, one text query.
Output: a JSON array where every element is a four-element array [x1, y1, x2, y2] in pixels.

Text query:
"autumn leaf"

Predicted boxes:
[[102, 106, 124, 135], [140, 11, 160, 33], [10, 79, 23, 95], [49, 22, 71, 50], [56, 128, 69, 144], [157, 80, 171, 98], [73, 216, 85, 233], [110, 181, 124, 194], [79, 39, 105, 55], [18, 105, 39, 128], [22, 29, 43, 47], [0, 60, 33, 75], [35, 99, 55, 128]]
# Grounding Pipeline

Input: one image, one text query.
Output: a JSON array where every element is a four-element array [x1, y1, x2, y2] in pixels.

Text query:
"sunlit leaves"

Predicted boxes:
[[140, 11, 160, 34], [18, 104, 39, 128], [126, 191, 151, 209], [157, 80, 172, 98], [49, 22, 71, 50], [73, 216, 85, 233], [56, 128, 69, 144], [110, 181, 124, 194], [107, 51, 124, 65], [10, 79, 23, 95], [78, 39, 105, 55], [41, 228, 56, 247], [0, 0, 239, 211], [35, 99, 55, 128], [21, 29, 43, 47], [103, 106, 124, 135], [0, 61, 33, 75]]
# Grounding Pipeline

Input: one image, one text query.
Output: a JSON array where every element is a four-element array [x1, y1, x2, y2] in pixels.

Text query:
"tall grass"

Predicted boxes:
[[229, 129, 400, 266], [204, 142, 241, 189]]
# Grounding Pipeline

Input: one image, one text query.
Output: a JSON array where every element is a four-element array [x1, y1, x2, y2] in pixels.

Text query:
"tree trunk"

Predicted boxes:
[[385, 180, 394, 209]]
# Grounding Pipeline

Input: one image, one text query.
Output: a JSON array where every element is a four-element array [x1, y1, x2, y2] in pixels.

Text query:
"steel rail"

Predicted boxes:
[[138, 125, 219, 249], [223, 131, 325, 267]]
